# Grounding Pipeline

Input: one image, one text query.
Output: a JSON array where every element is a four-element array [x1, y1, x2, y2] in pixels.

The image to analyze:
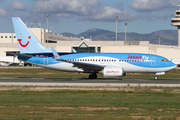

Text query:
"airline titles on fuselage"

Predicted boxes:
[[127, 55, 149, 60]]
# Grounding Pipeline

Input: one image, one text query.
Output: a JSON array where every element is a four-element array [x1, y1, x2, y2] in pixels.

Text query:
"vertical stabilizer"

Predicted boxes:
[[12, 17, 51, 54]]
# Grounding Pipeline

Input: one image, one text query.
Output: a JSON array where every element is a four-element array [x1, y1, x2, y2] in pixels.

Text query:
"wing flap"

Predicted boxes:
[[71, 61, 104, 71]]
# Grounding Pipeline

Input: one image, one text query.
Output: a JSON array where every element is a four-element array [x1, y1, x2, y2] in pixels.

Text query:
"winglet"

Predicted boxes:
[[72, 48, 77, 53], [50, 47, 62, 61]]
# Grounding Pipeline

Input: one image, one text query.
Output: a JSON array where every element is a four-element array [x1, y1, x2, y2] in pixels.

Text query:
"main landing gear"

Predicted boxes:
[[154, 76, 158, 80], [89, 72, 97, 79]]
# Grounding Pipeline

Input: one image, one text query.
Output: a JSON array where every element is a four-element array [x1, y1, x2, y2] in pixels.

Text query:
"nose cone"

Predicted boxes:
[[170, 61, 177, 69]]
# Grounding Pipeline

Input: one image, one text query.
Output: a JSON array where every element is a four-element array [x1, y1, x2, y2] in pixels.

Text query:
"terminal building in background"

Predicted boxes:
[[1, 26, 180, 66], [1, 6, 180, 66]]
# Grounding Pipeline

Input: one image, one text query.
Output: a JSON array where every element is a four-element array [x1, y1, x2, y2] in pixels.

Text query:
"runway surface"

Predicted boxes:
[[0, 77, 180, 87]]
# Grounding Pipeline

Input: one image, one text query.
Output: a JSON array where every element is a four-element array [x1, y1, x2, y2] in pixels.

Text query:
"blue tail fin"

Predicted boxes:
[[12, 17, 51, 54]]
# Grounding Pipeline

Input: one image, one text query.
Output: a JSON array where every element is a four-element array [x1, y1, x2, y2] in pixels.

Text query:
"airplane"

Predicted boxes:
[[10, 17, 177, 79]]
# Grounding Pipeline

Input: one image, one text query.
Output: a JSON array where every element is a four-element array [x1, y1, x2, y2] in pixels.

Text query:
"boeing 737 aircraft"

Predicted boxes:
[[10, 17, 177, 79]]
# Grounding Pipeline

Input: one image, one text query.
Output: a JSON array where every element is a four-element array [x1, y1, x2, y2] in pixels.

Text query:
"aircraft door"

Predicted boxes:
[[151, 57, 156, 66], [100, 58, 105, 64], [43, 57, 48, 65]]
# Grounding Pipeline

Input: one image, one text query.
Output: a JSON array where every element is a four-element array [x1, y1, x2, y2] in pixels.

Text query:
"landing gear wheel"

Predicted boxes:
[[89, 73, 97, 79], [154, 76, 158, 80]]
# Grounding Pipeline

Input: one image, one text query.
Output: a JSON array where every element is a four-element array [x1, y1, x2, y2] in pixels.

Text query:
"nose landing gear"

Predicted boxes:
[[154, 76, 158, 80]]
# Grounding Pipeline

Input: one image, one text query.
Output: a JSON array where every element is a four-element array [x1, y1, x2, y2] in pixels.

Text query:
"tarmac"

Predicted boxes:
[[0, 67, 180, 87], [0, 77, 179, 87]]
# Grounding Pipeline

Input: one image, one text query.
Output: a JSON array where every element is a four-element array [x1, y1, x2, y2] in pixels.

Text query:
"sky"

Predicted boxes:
[[0, 0, 180, 35]]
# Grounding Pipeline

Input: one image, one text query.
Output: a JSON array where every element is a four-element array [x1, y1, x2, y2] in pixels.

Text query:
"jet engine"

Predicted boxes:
[[103, 67, 125, 77]]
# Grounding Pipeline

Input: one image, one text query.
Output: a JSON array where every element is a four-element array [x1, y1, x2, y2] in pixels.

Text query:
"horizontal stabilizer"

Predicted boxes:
[[6, 52, 32, 58]]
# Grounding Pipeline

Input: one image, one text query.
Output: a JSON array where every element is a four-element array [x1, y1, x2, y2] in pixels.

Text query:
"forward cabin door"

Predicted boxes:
[[151, 57, 156, 66]]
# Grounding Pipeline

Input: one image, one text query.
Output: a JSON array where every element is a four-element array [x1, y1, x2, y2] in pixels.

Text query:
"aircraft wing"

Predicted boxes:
[[70, 61, 104, 71], [50, 47, 104, 72]]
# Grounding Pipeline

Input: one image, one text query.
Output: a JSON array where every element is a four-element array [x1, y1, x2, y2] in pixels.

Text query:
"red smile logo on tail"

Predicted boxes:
[[17, 36, 31, 47]]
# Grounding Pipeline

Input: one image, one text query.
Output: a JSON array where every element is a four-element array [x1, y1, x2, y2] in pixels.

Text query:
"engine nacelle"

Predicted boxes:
[[103, 67, 124, 77]]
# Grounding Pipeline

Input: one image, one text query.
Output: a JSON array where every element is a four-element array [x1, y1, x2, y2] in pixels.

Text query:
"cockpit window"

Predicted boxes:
[[161, 59, 169, 62]]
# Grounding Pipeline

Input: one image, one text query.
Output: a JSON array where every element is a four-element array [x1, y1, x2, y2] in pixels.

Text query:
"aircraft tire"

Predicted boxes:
[[89, 73, 97, 79], [154, 76, 158, 80]]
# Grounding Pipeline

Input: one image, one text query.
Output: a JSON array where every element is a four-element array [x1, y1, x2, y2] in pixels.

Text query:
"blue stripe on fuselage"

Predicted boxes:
[[19, 53, 176, 68]]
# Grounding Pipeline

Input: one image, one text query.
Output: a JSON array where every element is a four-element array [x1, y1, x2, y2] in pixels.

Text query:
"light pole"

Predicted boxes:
[[125, 23, 127, 42], [116, 16, 118, 41], [156, 38, 160, 45], [44, 14, 51, 32], [44, 14, 51, 45]]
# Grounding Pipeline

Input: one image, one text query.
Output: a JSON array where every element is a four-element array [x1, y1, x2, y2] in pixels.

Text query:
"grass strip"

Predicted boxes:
[[0, 68, 180, 79], [0, 87, 180, 119]]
